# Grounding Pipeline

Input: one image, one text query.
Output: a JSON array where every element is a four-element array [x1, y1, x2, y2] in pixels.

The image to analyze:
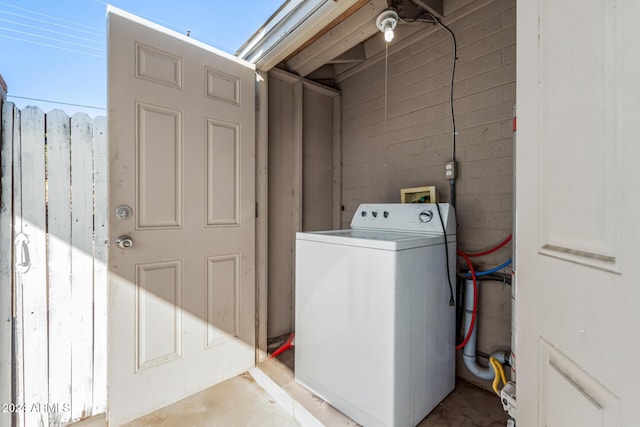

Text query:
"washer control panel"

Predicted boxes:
[[351, 203, 455, 235], [361, 209, 388, 219]]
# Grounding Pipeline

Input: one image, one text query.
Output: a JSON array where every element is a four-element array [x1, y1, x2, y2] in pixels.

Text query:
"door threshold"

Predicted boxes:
[[251, 356, 357, 427]]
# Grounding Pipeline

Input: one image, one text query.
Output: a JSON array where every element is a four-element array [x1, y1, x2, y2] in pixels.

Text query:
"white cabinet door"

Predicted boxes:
[[516, 0, 640, 426], [108, 8, 256, 426]]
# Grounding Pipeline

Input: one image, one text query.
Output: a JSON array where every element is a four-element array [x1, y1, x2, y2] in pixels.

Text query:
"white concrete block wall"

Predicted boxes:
[[338, 0, 515, 388]]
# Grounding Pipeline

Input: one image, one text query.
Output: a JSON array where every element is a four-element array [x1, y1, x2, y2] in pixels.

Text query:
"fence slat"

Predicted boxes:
[[0, 102, 15, 427], [10, 105, 24, 427], [92, 116, 107, 415], [46, 110, 73, 426], [19, 106, 49, 427], [70, 113, 95, 420]]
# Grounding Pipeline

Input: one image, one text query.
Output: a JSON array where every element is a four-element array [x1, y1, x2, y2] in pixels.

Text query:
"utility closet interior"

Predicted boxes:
[[266, 0, 514, 395]]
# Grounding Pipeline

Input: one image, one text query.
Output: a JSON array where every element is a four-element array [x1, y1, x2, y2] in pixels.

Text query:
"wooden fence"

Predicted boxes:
[[0, 103, 107, 426]]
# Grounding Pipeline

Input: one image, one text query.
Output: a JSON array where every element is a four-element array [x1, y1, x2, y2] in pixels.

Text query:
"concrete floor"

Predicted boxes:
[[418, 381, 509, 426], [72, 347, 508, 427], [122, 373, 299, 427], [70, 373, 299, 427], [259, 345, 509, 427]]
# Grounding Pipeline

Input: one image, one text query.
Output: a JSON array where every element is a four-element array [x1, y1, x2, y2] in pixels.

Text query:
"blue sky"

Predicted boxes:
[[0, 0, 283, 115]]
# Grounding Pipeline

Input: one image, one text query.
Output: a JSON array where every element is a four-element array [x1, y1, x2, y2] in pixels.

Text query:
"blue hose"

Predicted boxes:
[[462, 259, 512, 277]]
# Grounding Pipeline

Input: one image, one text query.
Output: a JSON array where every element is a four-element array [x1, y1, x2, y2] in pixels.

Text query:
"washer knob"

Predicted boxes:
[[419, 210, 434, 223]]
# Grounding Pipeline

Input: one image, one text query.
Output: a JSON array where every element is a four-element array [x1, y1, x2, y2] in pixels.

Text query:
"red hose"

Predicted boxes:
[[455, 235, 512, 350], [465, 234, 512, 258], [455, 250, 477, 350], [268, 332, 295, 359]]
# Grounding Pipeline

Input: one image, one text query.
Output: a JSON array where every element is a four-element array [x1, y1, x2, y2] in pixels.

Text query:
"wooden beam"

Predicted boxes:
[[286, 0, 388, 77], [287, 0, 388, 76], [335, 0, 496, 82], [243, 0, 366, 72], [327, 43, 367, 64], [412, 0, 443, 17], [283, 0, 372, 61]]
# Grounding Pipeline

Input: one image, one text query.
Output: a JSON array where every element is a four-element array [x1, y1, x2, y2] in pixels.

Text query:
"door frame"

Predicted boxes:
[[254, 68, 343, 358], [256, 70, 269, 362], [259, 68, 343, 340]]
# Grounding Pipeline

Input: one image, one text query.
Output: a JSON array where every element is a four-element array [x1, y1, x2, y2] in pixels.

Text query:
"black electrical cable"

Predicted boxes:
[[423, 13, 458, 208], [430, 15, 458, 164], [455, 276, 465, 343], [8, 95, 106, 110], [398, 11, 458, 163], [435, 203, 455, 306], [398, 11, 459, 208]]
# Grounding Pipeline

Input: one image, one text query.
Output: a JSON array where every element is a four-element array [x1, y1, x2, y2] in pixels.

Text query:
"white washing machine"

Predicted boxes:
[[295, 203, 456, 427]]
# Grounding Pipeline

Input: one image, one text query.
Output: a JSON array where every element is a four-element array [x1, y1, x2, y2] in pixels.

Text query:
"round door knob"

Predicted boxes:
[[115, 236, 134, 249]]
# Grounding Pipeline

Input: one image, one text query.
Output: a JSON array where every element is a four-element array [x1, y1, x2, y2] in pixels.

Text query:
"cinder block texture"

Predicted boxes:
[[338, 0, 516, 388]]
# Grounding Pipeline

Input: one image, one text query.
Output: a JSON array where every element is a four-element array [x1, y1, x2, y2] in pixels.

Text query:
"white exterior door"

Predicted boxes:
[[107, 8, 256, 426], [517, 1, 640, 426]]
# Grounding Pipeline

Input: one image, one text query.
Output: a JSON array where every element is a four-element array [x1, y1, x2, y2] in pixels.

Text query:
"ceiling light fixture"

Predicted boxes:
[[376, 9, 399, 43]]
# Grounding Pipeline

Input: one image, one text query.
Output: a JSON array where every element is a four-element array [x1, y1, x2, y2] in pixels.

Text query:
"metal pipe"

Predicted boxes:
[[450, 179, 456, 209], [462, 279, 509, 380]]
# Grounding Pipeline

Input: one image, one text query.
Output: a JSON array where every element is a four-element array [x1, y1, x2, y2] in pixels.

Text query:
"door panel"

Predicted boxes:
[[136, 103, 182, 229], [206, 254, 240, 345], [206, 68, 240, 104], [516, 0, 640, 425], [136, 43, 183, 89], [206, 120, 239, 225], [537, 0, 619, 271], [135, 260, 182, 371], [539, 338, 620, 427], [108, 7, 256, 426]]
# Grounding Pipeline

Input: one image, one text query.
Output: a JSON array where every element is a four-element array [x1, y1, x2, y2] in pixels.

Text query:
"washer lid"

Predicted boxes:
[[296, 229, 455, 251]]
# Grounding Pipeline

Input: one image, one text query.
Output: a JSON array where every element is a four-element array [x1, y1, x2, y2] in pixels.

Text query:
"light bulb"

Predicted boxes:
[[376, 9, 398, 44], [384, 26, 394, 42]]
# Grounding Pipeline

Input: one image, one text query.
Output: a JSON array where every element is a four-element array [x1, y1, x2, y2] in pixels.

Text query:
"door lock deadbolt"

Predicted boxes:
[[115, 205, 133, 220]]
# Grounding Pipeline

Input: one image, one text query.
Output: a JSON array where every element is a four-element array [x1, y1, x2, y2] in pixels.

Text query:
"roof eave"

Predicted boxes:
[[236, 0, 363, 72]]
